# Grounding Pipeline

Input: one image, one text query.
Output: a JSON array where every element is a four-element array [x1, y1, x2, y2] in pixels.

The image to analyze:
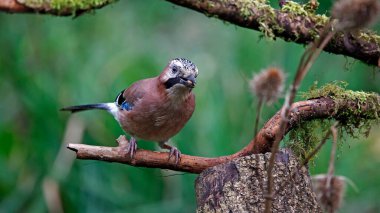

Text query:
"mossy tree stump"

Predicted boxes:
[[195, 149, 321, 212]]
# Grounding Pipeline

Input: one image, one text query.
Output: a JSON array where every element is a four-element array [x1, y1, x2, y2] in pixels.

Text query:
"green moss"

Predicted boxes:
[[233, 0, 278, 39], [224, 0, 330, 40], [16, 0, 115, 15], [280, 1, 329, 40], [257, 7, 277, 39], [264, 0, 329, 40], [239, 0, 254, 19], [302, 81, 348, 99], [287, 119, 333, 160], [358, 31, 380, 46], [302, 81, 379, 115], [238, 0, 270, 20], [207, 2, 215, 9], [287, 81, 380, 160], [281, 1, 309, 16], [259, 21, 275, 39], [303, 1, 319, 13]]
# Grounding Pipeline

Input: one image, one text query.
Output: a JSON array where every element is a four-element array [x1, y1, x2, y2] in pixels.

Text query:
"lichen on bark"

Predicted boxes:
[[16, 0, 115, 15], [258, 0, 330, 40], [195, 149, 322, 212], [287, 81, 380, 160]]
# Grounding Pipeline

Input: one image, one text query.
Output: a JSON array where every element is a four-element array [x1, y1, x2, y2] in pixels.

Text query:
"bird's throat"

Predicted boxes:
[[167, 86, 191, 104]]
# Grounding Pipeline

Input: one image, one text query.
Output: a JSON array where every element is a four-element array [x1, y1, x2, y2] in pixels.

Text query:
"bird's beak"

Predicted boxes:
[[180, 75, 196, 88]]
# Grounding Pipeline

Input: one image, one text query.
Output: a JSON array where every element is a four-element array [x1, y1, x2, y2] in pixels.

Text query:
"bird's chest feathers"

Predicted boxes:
[[151, 88, 193, 128], [118, 85, 194, 141], [166, 87, 192, 108]]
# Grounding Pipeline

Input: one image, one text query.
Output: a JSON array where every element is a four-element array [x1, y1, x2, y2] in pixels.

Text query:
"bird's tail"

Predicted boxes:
[[60, 103, 111, 113]]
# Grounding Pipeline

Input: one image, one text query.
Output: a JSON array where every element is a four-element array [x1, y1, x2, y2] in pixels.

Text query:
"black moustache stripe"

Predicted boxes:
[[165, 77, 181, 89]]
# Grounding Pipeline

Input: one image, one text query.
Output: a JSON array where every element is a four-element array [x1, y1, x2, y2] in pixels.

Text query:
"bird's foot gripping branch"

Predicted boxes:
[[67, 83, 380, 174], [67, 135, 227, 174]]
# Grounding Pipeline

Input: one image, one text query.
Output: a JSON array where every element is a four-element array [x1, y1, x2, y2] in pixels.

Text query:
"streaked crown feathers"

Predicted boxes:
[[160, 58, 199, 84], [171, 58, 198, 77]]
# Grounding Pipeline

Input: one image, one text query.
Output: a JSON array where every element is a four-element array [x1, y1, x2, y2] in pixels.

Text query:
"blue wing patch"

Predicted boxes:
[[121, 101, 133, 111], [115, 90, 133, 111]]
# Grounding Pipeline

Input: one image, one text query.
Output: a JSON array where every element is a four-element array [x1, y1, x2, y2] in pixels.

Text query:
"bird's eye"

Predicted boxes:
[[172, 66, 179, 74]]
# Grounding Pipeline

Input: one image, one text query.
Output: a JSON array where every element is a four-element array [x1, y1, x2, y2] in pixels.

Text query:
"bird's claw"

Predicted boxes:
[[169, 147, 181, 164], [159, 142, 181, 164], [125, 137, 137, 158]]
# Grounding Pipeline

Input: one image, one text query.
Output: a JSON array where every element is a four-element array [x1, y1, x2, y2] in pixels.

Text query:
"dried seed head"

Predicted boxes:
[[331, 0, 380, 31], [312, 174, 347, 213], [249, 67, 285, 105]]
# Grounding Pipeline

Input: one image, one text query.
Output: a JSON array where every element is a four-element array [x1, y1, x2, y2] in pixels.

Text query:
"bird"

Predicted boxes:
[[61, 58, 198, 164]]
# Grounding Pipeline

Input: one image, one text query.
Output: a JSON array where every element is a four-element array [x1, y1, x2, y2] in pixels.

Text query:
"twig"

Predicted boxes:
[[42, 179, 64, 213], [302, 122, 339, 166], [325, 123, 338, 213], [68, 136, 232, 174], [252, 98, 263, 151], [328, 123, 338, 177], [264, 22, 335, 213], [273, 122, 339, 207], [43, 116, 84, 213]]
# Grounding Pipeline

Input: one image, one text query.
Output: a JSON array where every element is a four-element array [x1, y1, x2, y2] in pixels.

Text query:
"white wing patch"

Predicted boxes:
[[107, 103, 120, 122]]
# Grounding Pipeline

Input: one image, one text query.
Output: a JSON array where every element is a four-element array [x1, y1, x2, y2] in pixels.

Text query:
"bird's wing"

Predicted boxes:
[[115, 78, 156, 111]]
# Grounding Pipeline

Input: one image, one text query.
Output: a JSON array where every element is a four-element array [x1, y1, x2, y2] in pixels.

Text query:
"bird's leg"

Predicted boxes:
[[159, 141, 181, 164], [125, 137, 137, 158]]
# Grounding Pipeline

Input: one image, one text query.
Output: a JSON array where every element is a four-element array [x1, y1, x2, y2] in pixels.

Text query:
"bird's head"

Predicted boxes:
[[160, 58, 198, 90]]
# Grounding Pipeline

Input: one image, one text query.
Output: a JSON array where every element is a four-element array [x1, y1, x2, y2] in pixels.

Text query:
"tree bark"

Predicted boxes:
[[195, 149, 322, 212]]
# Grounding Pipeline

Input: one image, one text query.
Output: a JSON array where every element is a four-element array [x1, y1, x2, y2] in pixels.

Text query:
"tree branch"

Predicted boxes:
[[1, 0, 379, 65], [67, 96, 380, 174], [0, 0, 115, 16], [165, 0, 380, 66]]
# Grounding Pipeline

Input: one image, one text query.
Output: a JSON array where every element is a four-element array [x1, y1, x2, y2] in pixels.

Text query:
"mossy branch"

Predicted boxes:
[[165, 0, 380, 66], [67, 89, 380, 174], [0, 0, 116, 16], [0, 0, 379, 66], [288, 82, 380, 160]]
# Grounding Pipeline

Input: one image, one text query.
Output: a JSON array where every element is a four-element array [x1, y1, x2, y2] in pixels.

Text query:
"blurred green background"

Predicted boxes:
[[1, 1, 380, 212]]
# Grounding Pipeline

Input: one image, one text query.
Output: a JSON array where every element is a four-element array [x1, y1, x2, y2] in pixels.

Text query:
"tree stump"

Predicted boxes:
[[195, 149, 321, 212]]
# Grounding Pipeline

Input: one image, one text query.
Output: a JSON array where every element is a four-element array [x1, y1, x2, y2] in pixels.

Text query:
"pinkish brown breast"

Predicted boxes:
[[118, 88, 195, 142]]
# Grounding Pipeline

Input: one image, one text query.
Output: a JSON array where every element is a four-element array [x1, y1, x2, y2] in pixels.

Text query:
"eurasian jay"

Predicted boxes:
[[61, 58, 198, 163]]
